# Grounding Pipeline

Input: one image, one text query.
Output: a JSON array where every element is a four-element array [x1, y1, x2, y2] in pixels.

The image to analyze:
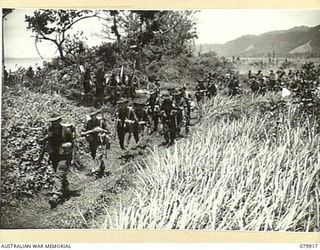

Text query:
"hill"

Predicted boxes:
[[197, 25, 320, 57]]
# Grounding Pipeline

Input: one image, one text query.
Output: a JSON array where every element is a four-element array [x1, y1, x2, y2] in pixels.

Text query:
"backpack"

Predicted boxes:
[[59, 123, 76, 155]]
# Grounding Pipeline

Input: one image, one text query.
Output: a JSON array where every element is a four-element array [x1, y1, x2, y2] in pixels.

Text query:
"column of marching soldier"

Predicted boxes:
[[39, 73, 219, 209], [38, 65, 319, 209]]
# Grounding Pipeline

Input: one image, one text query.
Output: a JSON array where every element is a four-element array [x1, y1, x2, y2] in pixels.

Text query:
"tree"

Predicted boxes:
[[25, 9, 109, 63], [120, 11, 198, 69]]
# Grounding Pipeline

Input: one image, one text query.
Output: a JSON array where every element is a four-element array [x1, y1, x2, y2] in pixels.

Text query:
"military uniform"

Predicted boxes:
[[134, 101, 150, 138], [228, 76, 239, 96], [207, 81, 217, 99], [195, 79, 207, 103], [82, 110, 109, 178], [40, 114, 75, 209], [115, 99, 130, 150], [107, 73, 118, 105], [83, 110, 108, 160], [249, 77, 259, 93], [197, 79, 206, 91], [269, 70, 276, 91], [154, 78, 161, 95], [145, 90, 161, 133], [160, 95, 177, 146], [126, 104, 140, 147], [172, 91, 187, 136]]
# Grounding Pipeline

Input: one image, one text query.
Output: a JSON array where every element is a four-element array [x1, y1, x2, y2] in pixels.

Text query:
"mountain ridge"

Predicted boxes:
[[196, 25, 320, 57]]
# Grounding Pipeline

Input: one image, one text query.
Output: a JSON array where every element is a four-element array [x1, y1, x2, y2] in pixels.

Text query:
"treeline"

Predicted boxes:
[[4, 10, 235, 97]]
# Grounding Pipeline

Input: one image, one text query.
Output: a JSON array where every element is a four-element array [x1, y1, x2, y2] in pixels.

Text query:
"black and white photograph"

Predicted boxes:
[[1, 8, 320, 231]]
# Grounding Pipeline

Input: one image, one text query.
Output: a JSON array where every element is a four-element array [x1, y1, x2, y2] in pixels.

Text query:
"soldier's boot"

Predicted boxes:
[[127, 133, 132, 148], [94, 158, 105, 179], [185, 126, 189, 134], [49, 194, 60, 209], [133, 131, 140, 146], [118, 130, 126, 150], [153, 116, 159, 132]]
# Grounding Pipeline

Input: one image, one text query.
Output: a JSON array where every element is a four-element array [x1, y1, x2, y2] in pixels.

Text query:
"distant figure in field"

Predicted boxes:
[[26, 66, 35, 79], [269, 70, 276, 91]]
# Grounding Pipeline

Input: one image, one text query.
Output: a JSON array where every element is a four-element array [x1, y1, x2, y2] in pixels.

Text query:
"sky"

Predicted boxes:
[[3, 9, 320, 58]]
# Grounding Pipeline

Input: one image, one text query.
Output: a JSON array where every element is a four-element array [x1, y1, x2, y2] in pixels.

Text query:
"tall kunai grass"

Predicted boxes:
[[101, 93, 320, 231]]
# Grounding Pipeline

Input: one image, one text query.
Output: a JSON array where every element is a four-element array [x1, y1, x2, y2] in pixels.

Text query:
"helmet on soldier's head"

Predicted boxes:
[[89, 110, 100, 117], [117, 98, 129, 105], [172, 91, 181, 97], [162, 94, 171, 100], [48, 113, 62, 122]]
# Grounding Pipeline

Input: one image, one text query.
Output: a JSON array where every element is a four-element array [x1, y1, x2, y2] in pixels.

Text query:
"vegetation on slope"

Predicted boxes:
[[101, 94, 320, 231]]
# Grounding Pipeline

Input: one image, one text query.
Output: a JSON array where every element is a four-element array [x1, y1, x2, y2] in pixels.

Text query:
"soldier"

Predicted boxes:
[[195, 86, 204, 104], [107, 72, 119, 105], [133, 101, 150, 139], [269, 70, 276, 91], [160, 94, 177, 146], [126, 101, 140, 148], [256, 70, 263, 81], [154, 77, 161, 95], [167, 87, 176, 97], [228, 74, 239, 96], [83, 112, 110, 179], [145, 90, 161, 133], [127, 74, 138, 100], [207, 79, 217, 99], [115, 99, 130, 150], [196, 79, 206, 91], [172, 90, 189, 136], [196, 79, 207, 102], [39, 114, 75, 209], [82, 109, 109, 159], [180, 87, 192, 131], [180, 86, 187, 99], [26, 66, 34, 79]]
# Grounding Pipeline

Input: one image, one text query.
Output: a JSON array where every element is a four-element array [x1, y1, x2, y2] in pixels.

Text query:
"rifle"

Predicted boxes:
[[80, 127, 110, 136]]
